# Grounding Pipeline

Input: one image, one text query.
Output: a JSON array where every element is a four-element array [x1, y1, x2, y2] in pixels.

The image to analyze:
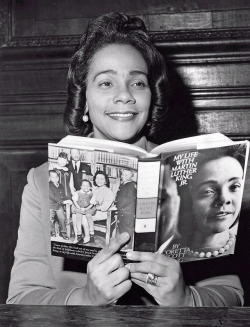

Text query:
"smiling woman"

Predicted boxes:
[[86, 44, 151, 142], [7, 12, 244, 307], [64, 13, 171, 145]]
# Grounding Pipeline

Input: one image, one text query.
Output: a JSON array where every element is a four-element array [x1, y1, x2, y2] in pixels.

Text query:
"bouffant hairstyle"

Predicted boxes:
[[64, 12, 170, 144], [194, 143, 247, 174], [93, 170, 110, 188]]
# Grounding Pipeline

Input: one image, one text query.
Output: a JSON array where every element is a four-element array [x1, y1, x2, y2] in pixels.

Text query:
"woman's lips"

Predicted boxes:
[[209, 211, 234, 220], [106, 112, 138, 121]]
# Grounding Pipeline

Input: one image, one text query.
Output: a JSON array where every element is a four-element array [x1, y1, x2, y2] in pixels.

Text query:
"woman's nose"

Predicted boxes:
[[113, 85, 136, 104], [214, 191, 231, 207]]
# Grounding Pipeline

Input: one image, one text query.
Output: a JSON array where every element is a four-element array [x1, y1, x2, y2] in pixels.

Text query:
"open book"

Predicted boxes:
[[48, 133, 249, 263]]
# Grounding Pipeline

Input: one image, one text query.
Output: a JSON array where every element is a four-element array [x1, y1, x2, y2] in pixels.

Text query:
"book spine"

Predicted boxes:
[[135, 159, 161, 235]]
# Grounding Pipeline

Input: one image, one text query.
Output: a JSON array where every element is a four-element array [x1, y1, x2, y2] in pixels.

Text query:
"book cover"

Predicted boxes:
[[48, 134, 249, 263]]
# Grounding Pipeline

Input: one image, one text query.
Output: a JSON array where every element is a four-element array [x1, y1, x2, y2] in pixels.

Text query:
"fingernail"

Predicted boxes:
[[126, 251, 133, 259], [121, 232, 129, 241], [125, 263, 131, 270]]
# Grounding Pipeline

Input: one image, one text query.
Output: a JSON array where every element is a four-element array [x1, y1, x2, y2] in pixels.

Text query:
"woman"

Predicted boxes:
[[91, 171, 114, 221], [7, 13, 243, 306], [158, 144, 246, 263], [186, 144, 246, 260]]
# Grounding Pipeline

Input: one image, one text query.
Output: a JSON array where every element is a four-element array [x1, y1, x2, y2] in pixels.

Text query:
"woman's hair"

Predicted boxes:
[[64, 12, 174, 144], [93, 170, 110, 188], [195, 143, 247, 172]]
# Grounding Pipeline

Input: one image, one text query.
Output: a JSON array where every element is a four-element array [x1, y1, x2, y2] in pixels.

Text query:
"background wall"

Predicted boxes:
[[0, 0, 250, 304]]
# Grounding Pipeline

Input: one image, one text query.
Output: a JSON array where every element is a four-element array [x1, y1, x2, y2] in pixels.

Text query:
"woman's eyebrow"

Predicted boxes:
[[93, 70, 116, 81], [195, 180, 217, 189], [195, 177, 243, 189], [93, 69, 148, 81], [129, 70, 148, 77]]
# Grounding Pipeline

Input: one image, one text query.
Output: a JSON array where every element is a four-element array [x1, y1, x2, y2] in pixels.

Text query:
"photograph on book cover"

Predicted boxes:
[[48, 144, 138, 260], [157, 143, 248, 263]]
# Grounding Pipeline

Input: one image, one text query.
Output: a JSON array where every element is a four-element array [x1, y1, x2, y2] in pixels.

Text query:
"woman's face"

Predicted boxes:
[[95, 173, 106, 187], [86, 44, 151, 142], [190, 156, 243, 234]]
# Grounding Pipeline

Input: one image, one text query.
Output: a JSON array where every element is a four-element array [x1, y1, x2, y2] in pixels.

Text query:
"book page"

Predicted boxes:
[[151, 132, 232, 157], [49, 142, 139, 260], [57, 135, 154, 158]]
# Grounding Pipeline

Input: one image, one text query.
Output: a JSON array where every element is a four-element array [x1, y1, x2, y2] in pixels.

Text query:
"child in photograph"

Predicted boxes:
[[49, 170, 72, 240], [114, 169, 137, 249], [72, 179, 96, 243], [53, 151, 72, 197]]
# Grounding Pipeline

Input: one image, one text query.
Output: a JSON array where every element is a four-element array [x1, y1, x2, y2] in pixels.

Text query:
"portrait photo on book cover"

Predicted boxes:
[[157, 143, 248, 263], [48, 144, 138, 258]]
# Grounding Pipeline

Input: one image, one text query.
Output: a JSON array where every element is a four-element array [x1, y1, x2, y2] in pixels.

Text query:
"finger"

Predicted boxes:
[[131, 277, 145, 288], [95, 267, 131, 304], [131, 277, 157, 293], [130, 272, 146, 283], [126, 251, 171, 266], [111, 266, 130, 286], [101, 253, 124, 274], [112, 279, 132, 301], [126, 261, 165, 276], [93, 232, 130, 265]]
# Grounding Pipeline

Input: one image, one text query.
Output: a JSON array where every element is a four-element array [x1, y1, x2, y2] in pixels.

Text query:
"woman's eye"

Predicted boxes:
[[201, 188, 215, 196], [230, 183, 242, 192], [131, 81, 147, 88], [99, 81, 112, 88]]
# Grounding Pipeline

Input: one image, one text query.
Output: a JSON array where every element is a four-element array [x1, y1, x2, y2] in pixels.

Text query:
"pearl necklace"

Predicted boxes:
[[186, 233, 236, 259]]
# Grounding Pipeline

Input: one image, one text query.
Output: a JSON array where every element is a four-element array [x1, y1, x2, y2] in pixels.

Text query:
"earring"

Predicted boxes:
[[146, 121, 151, 127], [82, 114, 89, 123]]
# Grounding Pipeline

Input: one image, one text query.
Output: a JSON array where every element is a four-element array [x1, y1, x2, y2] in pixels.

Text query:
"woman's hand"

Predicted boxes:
[[69, 232, 132, 305], [126, 251, 193, 306]]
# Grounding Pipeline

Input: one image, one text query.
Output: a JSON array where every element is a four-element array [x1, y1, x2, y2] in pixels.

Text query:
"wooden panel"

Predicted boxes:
[[147, 0, 250, 13], [196, 110, 250, 137], [0, 149, 47, 303], [0, 113, 66, 144], [213, 9, 250, 28], [0, 67, 67, 96], [1, 0, 250, 47], [177, 64, 250, 88], [11, 0, 250, 38], [148, 12, 212, 31], [194, 97, 250, 110]]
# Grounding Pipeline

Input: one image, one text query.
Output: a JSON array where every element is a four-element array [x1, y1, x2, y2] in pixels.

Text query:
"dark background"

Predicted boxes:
[[0, 0, 249, 304]]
